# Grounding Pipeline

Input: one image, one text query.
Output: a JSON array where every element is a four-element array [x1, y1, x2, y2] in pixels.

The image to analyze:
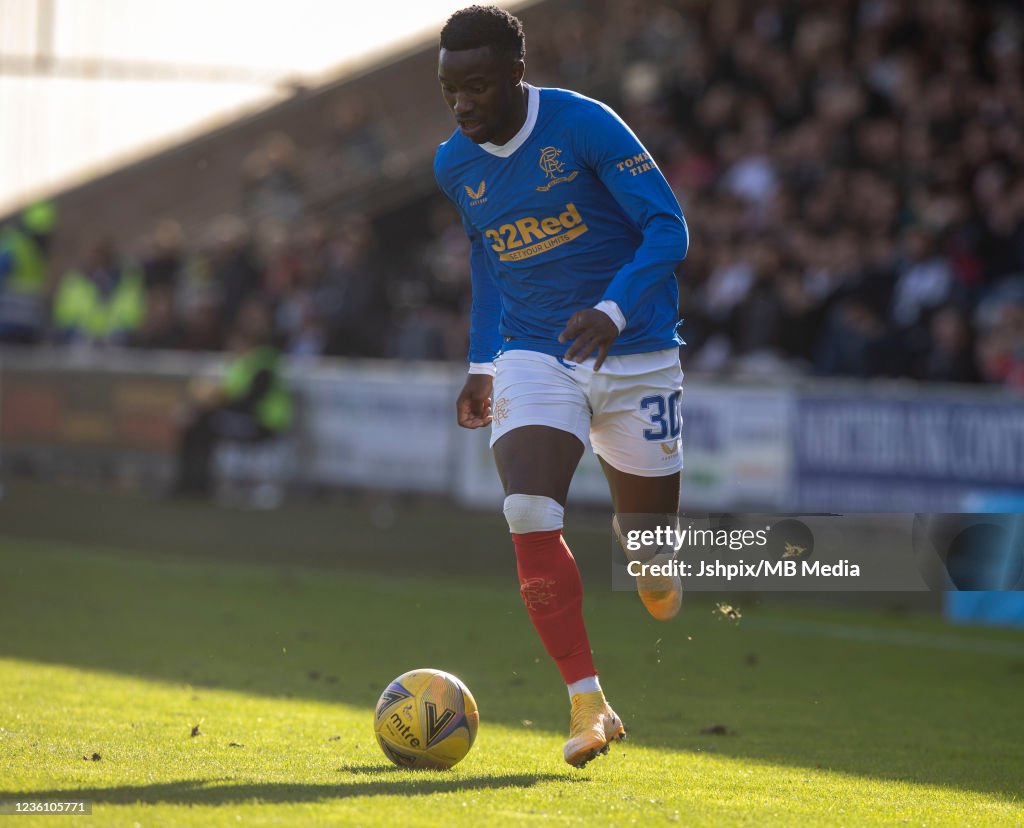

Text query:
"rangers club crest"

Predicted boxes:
[[536, 146, 579, 192]]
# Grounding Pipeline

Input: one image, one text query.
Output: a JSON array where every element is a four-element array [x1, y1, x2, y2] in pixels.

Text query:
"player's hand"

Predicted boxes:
[[456, 373, 493, 429], [558, 308, 619, 371]]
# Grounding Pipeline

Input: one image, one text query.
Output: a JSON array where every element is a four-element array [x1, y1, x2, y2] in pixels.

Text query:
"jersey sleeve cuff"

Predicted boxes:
[[468, 362, 497, 376], [594, 299, 627, 333]]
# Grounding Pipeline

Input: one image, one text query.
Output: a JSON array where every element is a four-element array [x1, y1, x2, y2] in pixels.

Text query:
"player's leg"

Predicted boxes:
[[600, 464, 681, 515], [495, 426, 626, 767], [489, 352, 625, 767], [493, 424, 582, 503], [590, 352, 684, 621], [601, 461, 683, 619]]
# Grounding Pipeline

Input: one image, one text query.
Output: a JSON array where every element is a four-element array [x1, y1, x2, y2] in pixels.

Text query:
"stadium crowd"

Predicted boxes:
[[2, 0, 1022, 387]]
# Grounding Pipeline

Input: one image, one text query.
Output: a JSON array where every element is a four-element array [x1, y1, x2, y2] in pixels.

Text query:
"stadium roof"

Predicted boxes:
[[0, 0, 532, 215]]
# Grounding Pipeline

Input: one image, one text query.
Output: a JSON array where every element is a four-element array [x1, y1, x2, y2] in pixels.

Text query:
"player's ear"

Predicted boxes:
[[511, 59, 525, 85]]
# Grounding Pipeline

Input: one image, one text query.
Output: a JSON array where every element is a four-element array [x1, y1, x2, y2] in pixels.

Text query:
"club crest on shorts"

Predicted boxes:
[[492, 397, 511, 426], [660, 441, 677, 456]]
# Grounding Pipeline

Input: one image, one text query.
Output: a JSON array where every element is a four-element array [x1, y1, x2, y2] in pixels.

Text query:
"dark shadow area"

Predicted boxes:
[[0, 480, 522, 584], [1, 482, 1023, 803], [15, 771, 577, 806], [336, 763, 405, 775]]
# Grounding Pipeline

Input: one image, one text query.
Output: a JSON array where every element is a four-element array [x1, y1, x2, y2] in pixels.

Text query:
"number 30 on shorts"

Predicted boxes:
[[640, 390, 681, 441]]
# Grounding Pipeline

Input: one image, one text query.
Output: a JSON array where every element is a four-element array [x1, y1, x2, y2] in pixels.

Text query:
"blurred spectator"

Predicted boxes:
[[179, 290, 225, 352], [53, 239, 145, 346], [815, 299, 888, 379], [242, 132, 305, 226], [975, 199, 1024, 287], [891, 226, 953, 330], [315, 215, 389, 357], [975, 278, 1024, 388], [888, 225, 954, 375], [925, 304, 980, 383], [276, 220, 331, 358], [729, 242, 787, 357], [136, 285, 184, 350], [393, 198, 471, 361], [327, 97, 392, 183], [0, 201, 56, 344], [11, 0, 1024, 390], [173, 300, 293, 496], [206, 215, 262, 328], [282, 294, 327, 359], [142, 219, 185, 292]]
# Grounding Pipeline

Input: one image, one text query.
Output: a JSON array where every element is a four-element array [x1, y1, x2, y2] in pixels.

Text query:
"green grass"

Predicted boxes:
[[0, 485, 1023, 826]]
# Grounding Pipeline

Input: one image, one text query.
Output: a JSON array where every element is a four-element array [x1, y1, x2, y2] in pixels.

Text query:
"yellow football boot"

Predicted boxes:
[[634, 550, 683, 621], [563, 691, 626, 768], [612, 517, 683, 622]]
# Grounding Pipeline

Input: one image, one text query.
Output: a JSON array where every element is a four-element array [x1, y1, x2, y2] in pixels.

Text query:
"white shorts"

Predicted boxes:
[[489, 348, 684, 477]]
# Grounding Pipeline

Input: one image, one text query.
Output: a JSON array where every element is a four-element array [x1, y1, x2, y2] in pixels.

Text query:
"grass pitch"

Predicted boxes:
[[0, 485, 1022, 826]]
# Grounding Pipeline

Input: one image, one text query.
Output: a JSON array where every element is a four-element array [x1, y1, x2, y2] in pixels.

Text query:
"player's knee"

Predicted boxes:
[[503, 494, 564, 534], [612, 515, 634, 556]]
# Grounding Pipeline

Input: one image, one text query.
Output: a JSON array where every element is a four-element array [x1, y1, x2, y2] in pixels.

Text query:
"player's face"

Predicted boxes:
[[438, 46, 525, 145]]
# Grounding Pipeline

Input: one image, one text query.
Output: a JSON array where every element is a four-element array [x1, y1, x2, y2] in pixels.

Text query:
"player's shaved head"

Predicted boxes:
[[440, 5, 525, 62]]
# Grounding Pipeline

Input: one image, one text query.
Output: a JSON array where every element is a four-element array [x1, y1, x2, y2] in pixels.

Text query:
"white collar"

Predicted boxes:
[[480, 84, 539, 158]]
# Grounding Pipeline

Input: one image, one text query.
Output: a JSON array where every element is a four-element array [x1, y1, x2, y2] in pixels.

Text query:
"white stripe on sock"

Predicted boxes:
[[567, 675, 601, 698]]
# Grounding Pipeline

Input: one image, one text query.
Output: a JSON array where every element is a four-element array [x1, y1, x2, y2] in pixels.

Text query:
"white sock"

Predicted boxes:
[[567, 675, 601, 699]]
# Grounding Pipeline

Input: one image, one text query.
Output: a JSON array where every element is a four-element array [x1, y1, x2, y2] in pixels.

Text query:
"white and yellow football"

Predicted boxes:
[[373, 668, 479, 769]]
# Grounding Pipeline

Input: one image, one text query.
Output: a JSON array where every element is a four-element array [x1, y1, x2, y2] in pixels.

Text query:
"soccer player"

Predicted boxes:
[[434, 5, 688, 768]]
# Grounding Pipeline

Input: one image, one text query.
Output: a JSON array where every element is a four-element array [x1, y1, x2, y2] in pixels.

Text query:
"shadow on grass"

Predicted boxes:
[[17, 771, 579, 806], [2, 482, 1024, 804]]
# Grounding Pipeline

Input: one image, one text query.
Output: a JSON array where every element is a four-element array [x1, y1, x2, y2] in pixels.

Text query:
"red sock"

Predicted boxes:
[[512, 529, 597, 684]]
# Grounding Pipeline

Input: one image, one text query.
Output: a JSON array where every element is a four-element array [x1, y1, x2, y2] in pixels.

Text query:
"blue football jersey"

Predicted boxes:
[[434, 85, 688, 364]]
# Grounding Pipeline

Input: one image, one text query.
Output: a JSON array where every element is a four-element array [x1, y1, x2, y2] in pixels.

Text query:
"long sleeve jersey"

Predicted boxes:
[[434, 84, 689, 365]]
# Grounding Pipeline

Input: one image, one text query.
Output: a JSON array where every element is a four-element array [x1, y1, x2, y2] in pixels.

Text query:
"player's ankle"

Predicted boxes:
[[567, 675, 602, 699]]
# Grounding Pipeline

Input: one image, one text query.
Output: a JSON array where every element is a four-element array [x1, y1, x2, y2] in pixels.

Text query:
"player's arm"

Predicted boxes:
[[458, 226, 502, 428], [465, 224, 503, 374], [561, 101, 689, 368], [436, 155, 502, 427]]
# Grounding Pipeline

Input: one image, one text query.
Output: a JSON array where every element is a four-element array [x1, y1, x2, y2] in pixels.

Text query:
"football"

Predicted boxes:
[[373, 668, 479, 769]]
